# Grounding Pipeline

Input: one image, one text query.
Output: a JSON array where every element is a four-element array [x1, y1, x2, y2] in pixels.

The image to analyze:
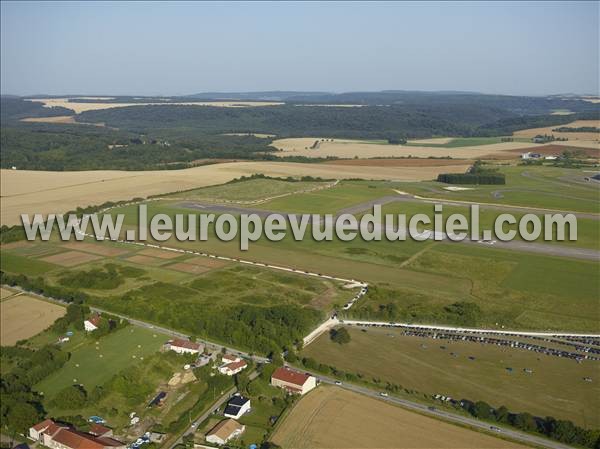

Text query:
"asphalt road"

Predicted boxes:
[[304, 369, 576, 449]]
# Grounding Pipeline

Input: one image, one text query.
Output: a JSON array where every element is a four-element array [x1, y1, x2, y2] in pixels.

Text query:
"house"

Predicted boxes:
[[205, 419, 245, 446], [28, 420, 125, 449], [218, 359, 248, 376], [221, 353, 242, 364], [271, 366, 317, 395], [89, 423, 113, 438], [164, 338, 204, 355], [521, 152, 542, 160], [84, 314, 102, 332], [223, 394, 251, 419]]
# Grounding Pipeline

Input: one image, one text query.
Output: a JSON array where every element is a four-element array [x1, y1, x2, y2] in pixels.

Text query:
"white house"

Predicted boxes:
[[271, 366, 317, 395], [164, 338, 204, 355], [205, 419, 245, 445], [84, 315, 102, 332], [218, 359, 247, 376], [223, 395, 251, 419]]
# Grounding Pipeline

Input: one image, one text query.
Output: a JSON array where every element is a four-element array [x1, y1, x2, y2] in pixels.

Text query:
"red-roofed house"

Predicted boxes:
[[221, 353, 241, 364], [84, 314, 102, 332], [89, 423, 113, 438], [28, 420, 125, 449], [165, 338, 204, 355], [271, 366, 317, 395], [218, 359, 248, 376]]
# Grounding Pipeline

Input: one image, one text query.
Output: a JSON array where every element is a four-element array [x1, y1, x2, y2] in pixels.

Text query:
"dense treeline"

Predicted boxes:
[[0, 97, 73, 122], [346, 285, 483, 326], [0, 271, 88, 304], [437, 160, 506, 185], [93, 282, 323, 354], [462, 400, 600, 448], [0, 303, 92, 434]]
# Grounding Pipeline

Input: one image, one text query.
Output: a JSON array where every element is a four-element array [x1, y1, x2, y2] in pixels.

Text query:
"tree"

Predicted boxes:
[[330, 328, 351, 345], [52, 385, 87, 409], [5, 402, 41, 433]]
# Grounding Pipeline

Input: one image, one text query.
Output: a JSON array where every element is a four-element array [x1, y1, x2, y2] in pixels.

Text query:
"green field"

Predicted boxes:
[[36, 325, 164, 398], [393, 165, 600, 213], [348, 242, 599, 332], [301, 326, 600, 428], [406, 136, 516, 148], [164, 177, 330, 202]]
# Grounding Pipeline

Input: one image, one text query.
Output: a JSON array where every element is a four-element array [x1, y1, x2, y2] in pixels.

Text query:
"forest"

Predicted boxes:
[[1, 95, 598, 171]]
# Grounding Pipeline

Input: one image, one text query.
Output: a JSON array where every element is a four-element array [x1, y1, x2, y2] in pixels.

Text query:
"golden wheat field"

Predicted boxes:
[[25, 98, 284, 114], [512, 120, 600, 142], [1, 294, 66, 346], [270, 137, 540, 159], [0, 161, 469, 225], [271, 387, 529, 449]]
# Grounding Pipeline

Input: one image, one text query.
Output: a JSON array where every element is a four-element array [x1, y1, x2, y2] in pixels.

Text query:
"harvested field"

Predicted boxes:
[[407, 137, 454, 145], [222, 132, 276, 138], [271, 387, 528, 449], [1, 287, 17, 300], [40, 251, 102, 267], [506, 144, 600, 158], [165, 262, 212, 274], [1, 162, 467, 225], [125, 255, 166, 266], [138, 248, 182, 259], [513, 120, 600, 142], [20, 115, 77, 124], [323, 158, 471, 167], [270, 137, 539, 159], [1, 295, 65, 346], [26, 98, 283, 114], [62, 241, 130, 257]]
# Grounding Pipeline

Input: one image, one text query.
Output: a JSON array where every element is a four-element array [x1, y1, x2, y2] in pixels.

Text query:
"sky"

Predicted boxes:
[[1, 1, 598, 96]]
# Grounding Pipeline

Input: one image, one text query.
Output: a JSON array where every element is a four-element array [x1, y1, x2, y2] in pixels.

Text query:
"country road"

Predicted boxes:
[[6, 284, 588, 449], [300, 367, 577, 449]]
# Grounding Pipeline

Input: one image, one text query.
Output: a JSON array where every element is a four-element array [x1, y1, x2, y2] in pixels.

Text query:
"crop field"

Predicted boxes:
[[270, 137, 539, 159], [513, 119, 600, 142], [271, 386, 529, 449], [26, 98, 284, 113], [36, 326, 164, 399], [0, 294, 66, 346], [1, 162, 459, 225], [302, 327, 600, 428]]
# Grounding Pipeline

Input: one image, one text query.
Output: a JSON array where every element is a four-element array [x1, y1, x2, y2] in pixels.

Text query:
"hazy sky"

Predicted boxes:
[[1, 1, 598, 96]]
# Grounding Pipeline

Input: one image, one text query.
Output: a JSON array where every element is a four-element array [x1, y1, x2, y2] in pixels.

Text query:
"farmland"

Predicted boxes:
[[1, 161, 464, 225], [270, 137, 539, 159], [513, 119, 600, 142], [271, 386, 530, 449], [301, 327, 600, 428], [26, 97, 284, 114], [0, 293, 66, 345]]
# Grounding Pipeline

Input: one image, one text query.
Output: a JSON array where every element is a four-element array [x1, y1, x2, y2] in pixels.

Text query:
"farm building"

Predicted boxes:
[[84, 314, 102, 332], [521, 152, 542, 160], [223, 394, 251, 419], [218, 359, 248, 376], [271, 366, 317, 395], [28, 419, 125, 449], [205, 418, 245, 445], [164, 338, 204, 355]]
